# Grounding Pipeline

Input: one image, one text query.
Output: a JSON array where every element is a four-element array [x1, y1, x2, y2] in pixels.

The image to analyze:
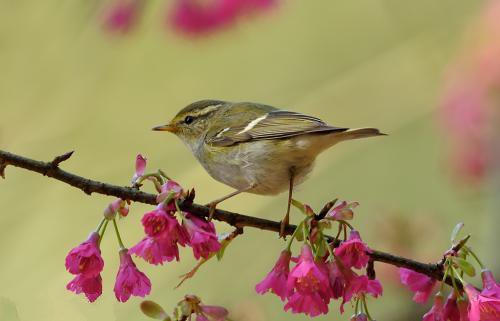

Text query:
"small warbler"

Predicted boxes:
[[154, 100, 384, 237]]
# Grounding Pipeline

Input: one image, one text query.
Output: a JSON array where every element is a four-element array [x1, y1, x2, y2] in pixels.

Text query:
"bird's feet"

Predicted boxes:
[[279, 213, 290, 239], [206, 202, 218, 221]]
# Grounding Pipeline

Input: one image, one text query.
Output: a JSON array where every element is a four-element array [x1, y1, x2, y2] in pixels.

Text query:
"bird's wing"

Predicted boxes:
[[206, 110, 348, 147]]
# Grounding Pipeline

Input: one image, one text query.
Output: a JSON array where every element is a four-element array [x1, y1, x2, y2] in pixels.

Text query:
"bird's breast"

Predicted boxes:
[[196, 138, 321, 195]]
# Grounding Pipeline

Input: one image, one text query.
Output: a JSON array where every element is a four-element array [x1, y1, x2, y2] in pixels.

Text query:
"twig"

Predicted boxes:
[[0, 149, 452, 284]]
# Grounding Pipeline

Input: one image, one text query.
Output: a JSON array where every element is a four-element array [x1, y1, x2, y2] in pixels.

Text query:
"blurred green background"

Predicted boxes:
[[0, 1, 493, 320]]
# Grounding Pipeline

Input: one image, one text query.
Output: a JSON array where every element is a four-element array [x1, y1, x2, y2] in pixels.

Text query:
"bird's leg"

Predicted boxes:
[[280, 168, 295, 239], [206, 185, 254, 220]]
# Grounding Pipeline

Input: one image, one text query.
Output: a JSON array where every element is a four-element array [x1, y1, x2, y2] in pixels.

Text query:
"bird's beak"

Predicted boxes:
[[152, 124, 177, 133]]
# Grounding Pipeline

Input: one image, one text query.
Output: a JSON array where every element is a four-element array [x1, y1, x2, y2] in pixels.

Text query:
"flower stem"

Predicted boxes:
[[449, 264, 460, 292], [362, 294, 374, 321], [158, 169, 171, 180], [112, 218, 126, 250], [286, 221, 304, 251], [450, 266, 465, 286], [174, 199, 186, 219], [325, 235, 335, 259], [95, 217, 106, 233], [333, 223, 342, 245], [138, 173, 164, 192], [467, 247, 485, 269], [98, 220, 109, 246], [339, 220, 354, 230], [439, 259, 450, 293]]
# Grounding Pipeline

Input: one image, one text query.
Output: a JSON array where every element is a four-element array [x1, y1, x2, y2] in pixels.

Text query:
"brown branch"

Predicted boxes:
[[0, 149, 451, 285]]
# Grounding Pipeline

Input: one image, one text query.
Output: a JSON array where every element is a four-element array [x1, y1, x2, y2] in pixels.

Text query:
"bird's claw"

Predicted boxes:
[[207, 202, 217, 221], [279, 216, 289, 240]]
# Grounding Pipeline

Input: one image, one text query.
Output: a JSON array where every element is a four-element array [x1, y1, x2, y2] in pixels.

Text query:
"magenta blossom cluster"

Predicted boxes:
[[398, 224, 500, 321], [129, 156, 221, 265], [102, 0, 276, 36], [65, 226, 151, 302], [66, 154, 221, 303], [410, 270, 500, 321], [256, 201, 382, 318], [65, 194, 151, 303]]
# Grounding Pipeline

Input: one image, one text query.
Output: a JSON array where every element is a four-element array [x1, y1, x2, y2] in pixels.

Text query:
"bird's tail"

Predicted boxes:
[[334, 128, 386, 141]]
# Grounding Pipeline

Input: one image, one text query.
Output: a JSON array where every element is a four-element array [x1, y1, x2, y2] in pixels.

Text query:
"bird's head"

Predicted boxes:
[[153, 99, 227, 150]]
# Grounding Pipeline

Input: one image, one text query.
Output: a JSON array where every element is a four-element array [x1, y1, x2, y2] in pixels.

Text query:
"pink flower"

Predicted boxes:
[[255, 250, 292, 300], [146, 206, 189, 244], [334, 230, 372, 269], [129, 236, 180, 264], [443, 292, 460, 321], [114, 249, 151, 302], [465, 284, 500, 321], [399, 268, 437, 304], [135, 154, 147, 177], [423, 294, 445, 321], [169, 0, 276, 36], [183, 213, 221, 259], [130, 207, 189, 264], [284, 244, 331, 316], [481, 269, 500, 299], [130, 154, 147, 185], [326, 201, 358, 221], [65, 232, 104, 276], [66, 274, 102, 302], [326, 260, 347, 299], [103, 0, 142, 33], [142, 207, 174, 237], [457, 297, 470, 321], [104, 198, 129, 218], [341, 274, 383, 313], [157, 180, 184, 204], [439, 1, 500, 184], [199, 304, 229, 321], [284, 291, 329, 317]]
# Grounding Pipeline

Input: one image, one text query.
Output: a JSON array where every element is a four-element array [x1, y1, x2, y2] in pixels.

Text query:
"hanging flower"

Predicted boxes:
[[183, 213, 221, 259], [255, 250, 292, 300], [114, 249, 152, 302], [341, 274, 383, 313], [334, 230, 372, 269], [423, 293, 445, 321], [399, 268, 437, 304], [284, 244, 331, 317], [464, 284, 500, 321], [65, 232, 104, 276], [66, 274, 103, 303]]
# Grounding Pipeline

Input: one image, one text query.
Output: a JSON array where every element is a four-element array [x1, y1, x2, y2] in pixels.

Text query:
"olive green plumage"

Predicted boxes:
[[154, 99, 384, 196]]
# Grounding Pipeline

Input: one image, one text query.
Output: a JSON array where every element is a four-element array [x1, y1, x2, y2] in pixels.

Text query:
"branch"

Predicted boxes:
[[0, 149, 450, 284]]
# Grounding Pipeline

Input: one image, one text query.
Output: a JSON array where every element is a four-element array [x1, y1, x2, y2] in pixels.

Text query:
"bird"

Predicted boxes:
[[153, 100, 384, 237]]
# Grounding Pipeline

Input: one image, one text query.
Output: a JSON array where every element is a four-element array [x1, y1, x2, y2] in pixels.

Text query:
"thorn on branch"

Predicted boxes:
[[44, 151, 74, 176], [51, 151, 74, 166]]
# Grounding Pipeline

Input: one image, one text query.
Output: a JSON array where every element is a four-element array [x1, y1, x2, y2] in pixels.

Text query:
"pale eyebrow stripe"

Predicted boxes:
[[193, 104, 224, 118], [237, 114, 268, 135]]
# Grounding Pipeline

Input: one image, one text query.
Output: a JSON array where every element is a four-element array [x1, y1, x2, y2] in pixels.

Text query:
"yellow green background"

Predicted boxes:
[[0, 1, 493, 320]]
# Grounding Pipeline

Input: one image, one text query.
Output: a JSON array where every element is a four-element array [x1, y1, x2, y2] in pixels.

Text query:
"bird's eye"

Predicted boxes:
[[184, 116, 194, 124]]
